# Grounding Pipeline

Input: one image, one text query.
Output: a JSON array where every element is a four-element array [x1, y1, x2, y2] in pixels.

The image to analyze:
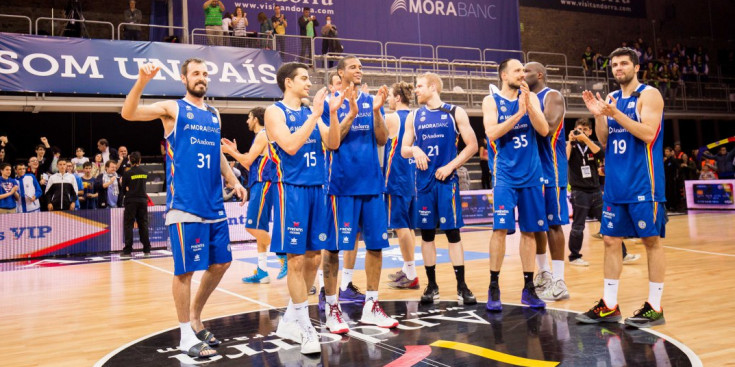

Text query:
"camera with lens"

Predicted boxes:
[[572, 130, 582, 136]]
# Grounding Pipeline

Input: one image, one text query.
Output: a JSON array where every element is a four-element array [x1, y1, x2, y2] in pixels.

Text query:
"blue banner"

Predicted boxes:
[[0, 33, 282, 98], [189, 0, 520, 59]]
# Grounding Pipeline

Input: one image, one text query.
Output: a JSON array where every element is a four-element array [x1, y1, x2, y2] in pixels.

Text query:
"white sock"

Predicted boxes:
[[536, 253, 550, 272], [340, 268, 354, 291], [405, 261, 417, 280], [325, 294, 337, 305], [257, 252, 268, 271], [552, 260, 565, 281], [283, 299, 296, 323], [317, 269, 324, 289], [603, 279, 619, 307], [179, 322, 199, 351], [294, 301, 310, 326], [402, 262, 408, 275], [648, 282, 664, 311], [365, 291, 378, 303]]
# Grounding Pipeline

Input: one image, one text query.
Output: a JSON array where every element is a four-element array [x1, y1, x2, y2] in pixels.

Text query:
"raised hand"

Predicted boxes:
[[373, 85, 388, 111], [582, 90, 603, 116], [139, 62, 160, 83], [328, 84, 347, 114], [311, 87, 328, 116], [596, 92, 618, 117], [220, 138, 239, 156], [343, 83, 358, 117]]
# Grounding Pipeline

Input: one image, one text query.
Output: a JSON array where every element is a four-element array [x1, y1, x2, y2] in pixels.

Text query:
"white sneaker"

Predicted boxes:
[[623, 253, 641, 264], [325, 303, 350, 334], [539, 279, 571, 301], [359, 299, 398, 328], [299, 323, 322, 354], [569, 258, 589, 267], [275, 317, 300, 342], [534, 270, 552, 291]]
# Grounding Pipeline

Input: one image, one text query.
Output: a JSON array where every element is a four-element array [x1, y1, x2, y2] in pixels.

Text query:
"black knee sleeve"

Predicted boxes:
[[421, 229, 436, 242], [327, 250, 339, 255], [367, 249, 382, 254], [445, 228, 461, 243]]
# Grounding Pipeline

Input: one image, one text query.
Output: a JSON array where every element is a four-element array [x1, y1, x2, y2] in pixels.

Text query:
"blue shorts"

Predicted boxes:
[[271, 183, 329, 254], [169, 220, 232, 276], [326, 194, 389, 251], [600, 201, 667, 238], [493, 185, 548, 233], [544, 186, 570, 226], [416, 181, 464, 230], [385, 193, 416, 229], [246, 181, 273, 231]]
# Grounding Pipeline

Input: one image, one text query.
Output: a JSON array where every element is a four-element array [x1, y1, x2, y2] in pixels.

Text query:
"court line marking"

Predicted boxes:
[[431, 340, 560, 367], [662, 245, 735, 257]]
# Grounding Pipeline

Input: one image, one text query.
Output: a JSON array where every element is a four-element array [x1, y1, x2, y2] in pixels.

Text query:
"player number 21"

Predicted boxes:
[[427, 145, 439, 157], [197, 153, 211, 169], [304, 151, 317, 167], [512, 135, 528, 149]]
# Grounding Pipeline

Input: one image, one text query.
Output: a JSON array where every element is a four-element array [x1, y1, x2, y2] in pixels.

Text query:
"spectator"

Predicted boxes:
[[641, 46, 655, 66], [0, 147, 5, 165], [673, 142, 684, 159], [582, 46, 594, 75], [320, 15, 342, 68], [221, 12, 232, 46], [97, 138, 119, 164], [204, 0, 225, 46], [0, 135, 17, 164], [79, 162, 99, 209], [0, 163, 19, 214], [117, 146, 130, 176], [714, 146, 735, 179], [121, 152, 151, 257], [27, 157, 47, 192], [231, 7, 248, 47], [36, 137, 53, 174], [66, 160, 84, 210], [45, 158, 78, 211], [682, 57, 696, 82], [91, 153, 103, 178], [663, 147, 681, 211], [258, 12, 274, 49], [643, 61, 659, 86], [71, 147, 89, 174], [100, 160, 120, 208], [679, 153, 697, 181], [298, 7, 319, 64], [658, 64, 671, 98], [123, 0, 143, 41], [14, 162, 42, 213], [694, 55, 709, 81], [668, 64, 682, 104], [479, 138, 491, 189], [699, 162, 717, 180], [48, 147, 61, 174], [272, 5, 287, 54]]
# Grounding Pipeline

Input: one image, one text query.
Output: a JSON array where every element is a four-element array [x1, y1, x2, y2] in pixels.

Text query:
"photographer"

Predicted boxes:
[[567, 119, 638, 266]]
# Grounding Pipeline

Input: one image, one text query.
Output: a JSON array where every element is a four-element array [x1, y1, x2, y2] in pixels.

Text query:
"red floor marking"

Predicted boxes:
[[383, 345, 432, 367]]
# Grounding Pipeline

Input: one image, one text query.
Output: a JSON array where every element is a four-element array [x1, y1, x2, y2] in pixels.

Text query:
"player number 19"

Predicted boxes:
[[612, 139, 627, 154], [197, 153, 211, 169]]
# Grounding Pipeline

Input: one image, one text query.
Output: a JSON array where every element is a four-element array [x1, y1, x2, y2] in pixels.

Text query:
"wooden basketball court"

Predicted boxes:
[[2, 211, 733, 366]]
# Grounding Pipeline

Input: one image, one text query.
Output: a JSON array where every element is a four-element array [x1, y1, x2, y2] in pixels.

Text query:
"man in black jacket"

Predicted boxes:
[[120, 152, 150, 257]]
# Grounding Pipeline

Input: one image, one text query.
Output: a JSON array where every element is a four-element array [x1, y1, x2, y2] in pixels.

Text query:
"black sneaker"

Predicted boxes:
[[119, 252, 133, 259], [624, 302, 665, 328], [420, 284, 439, 304], [486, 281, 502, 311], [575, 298, 622, 324], [457, 283, 477, 305]]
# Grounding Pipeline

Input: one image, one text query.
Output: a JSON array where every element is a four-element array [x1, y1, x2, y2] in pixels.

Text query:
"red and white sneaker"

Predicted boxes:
[[359, 299, 398, 328], [325, 303, 350, 334]]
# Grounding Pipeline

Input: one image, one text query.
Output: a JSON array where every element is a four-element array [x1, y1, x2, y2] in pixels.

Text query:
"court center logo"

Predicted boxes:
[[390, 0, 408, 14]]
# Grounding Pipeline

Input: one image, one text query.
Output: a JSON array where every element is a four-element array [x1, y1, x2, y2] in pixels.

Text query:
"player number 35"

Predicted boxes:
[[512, 135, 528, 149]]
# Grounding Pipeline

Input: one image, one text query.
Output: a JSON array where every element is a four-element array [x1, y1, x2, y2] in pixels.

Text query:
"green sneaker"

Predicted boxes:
[[624, 302, 665, 328]]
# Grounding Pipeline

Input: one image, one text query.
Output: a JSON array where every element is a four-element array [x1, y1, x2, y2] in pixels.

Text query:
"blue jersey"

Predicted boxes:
[[413, 104, 459, 193], [166, 99, 226, 220], [604, 84, 665, 203], [269, 101, 325, 186], [247, 129, 275, 187], [535, 87, 568, 188], [322, 92, 384, 196], [383, 110, 415, 197], [490, 92, 544, 188]]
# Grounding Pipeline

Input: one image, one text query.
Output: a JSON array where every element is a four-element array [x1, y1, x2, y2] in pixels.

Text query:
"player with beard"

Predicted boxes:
[[266, 62, 344, 354], [523, 62, 571, 301], [319, 55, 399, 332], [121, 59, 246, 359], [383, 81, 420, 289], [221, 107, 288, 284], [483, 59, 549, 312], [576, 48, 667, 328], [401, 73, 479, 305]]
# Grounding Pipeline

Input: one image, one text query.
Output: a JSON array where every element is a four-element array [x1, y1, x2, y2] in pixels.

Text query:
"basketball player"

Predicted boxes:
[[383, 81, 420, 289], [523, 62, 571, 301], [121, 59, 247, 358], [320, 56, 399, 332], [221, 107, 288, 284], [576, 47, 667, 328], [401, 72, 479, 305], [265, 62, 343, 353], [483, 58, 550, 311]]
